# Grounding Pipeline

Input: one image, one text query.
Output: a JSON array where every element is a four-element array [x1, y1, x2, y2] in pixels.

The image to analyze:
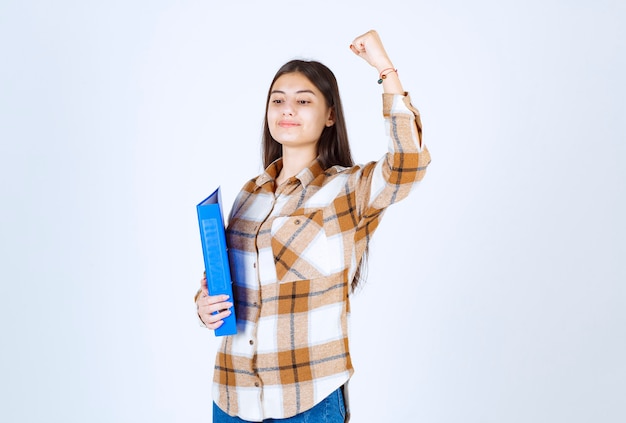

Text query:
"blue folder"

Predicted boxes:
[[196, 187, 237, 336]]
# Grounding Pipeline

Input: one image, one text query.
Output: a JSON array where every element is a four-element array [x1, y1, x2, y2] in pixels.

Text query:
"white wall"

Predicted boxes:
[[1, 1, 624, 422]]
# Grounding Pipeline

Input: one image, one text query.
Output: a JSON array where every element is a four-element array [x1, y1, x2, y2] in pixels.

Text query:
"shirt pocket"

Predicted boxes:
[[270, 210, 331, 282]]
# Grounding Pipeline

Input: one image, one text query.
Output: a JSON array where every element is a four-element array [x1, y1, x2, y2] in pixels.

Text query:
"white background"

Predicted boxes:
[[1, 0, 624, 422]]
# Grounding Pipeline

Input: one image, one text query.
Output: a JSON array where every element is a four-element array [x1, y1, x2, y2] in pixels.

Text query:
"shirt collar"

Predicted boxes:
[[254, 157, 325, 189], [254, 158, 281, 187]]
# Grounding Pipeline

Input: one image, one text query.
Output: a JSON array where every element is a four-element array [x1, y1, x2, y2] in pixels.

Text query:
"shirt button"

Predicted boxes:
[[294, 219, 301, 225], [254, 382, 260, 387], [249, 339, 254, 345], [253, 262, 257, 268]]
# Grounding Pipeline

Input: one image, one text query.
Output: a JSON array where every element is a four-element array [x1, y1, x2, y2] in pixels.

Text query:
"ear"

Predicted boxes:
[[325, 107, 336, 127]]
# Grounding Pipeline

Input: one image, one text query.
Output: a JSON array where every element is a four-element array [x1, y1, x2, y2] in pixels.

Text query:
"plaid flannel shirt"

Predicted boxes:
[[213, 93, 430, 421]]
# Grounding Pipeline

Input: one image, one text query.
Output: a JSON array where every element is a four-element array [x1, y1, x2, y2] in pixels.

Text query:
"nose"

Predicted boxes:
[[281, 100, 294, 116]]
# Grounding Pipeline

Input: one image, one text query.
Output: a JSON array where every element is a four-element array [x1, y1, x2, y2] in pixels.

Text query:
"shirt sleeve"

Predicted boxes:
[[356, 92, 431, 216]]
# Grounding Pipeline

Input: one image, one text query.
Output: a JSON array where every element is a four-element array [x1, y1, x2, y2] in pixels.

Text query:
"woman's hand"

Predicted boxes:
[[350, 30, 404, 94], [196, 275, 233, 330], [350, 30, 394, 72]]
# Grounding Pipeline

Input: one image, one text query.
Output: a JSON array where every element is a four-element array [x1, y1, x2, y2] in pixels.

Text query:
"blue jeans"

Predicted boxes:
[[212, 387, 346, 423]]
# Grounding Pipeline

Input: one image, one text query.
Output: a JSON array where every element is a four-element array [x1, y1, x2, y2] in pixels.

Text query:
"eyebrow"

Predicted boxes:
[[270, 89, 317, 95]]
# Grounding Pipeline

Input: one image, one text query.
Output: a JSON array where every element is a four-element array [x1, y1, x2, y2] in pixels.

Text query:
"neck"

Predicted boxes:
[[276, 147, 316, 185]]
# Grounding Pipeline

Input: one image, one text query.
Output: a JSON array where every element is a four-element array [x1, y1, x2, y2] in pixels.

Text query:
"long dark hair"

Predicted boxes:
[[261, 59, 367, 291], [262, 60, 353, 169]]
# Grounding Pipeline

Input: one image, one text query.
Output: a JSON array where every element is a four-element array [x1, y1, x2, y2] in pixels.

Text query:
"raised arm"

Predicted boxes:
[[349, 30, 430, 215]]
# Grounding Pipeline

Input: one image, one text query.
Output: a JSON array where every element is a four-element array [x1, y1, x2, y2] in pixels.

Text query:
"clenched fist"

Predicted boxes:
[[350, 30, 394, 72]]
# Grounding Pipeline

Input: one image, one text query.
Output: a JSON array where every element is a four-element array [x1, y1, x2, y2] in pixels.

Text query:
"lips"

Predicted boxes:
[[278, 121, 300, 128]]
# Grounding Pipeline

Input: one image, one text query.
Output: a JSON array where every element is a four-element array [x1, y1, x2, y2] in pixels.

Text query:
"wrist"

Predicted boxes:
[[374, 60, 394, 73], [379, 71, 404, 95], [377, 68, 397, 84]]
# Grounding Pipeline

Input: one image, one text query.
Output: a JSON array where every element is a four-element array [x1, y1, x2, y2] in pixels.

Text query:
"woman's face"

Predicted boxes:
[[267, 72, 334, 153]]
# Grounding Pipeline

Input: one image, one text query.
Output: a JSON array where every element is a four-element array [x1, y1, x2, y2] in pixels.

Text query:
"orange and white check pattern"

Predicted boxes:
[[212, 93, 430, 421]]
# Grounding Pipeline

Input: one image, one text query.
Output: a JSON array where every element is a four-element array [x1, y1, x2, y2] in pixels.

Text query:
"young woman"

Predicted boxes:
[[195, 30, 430, 423]]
